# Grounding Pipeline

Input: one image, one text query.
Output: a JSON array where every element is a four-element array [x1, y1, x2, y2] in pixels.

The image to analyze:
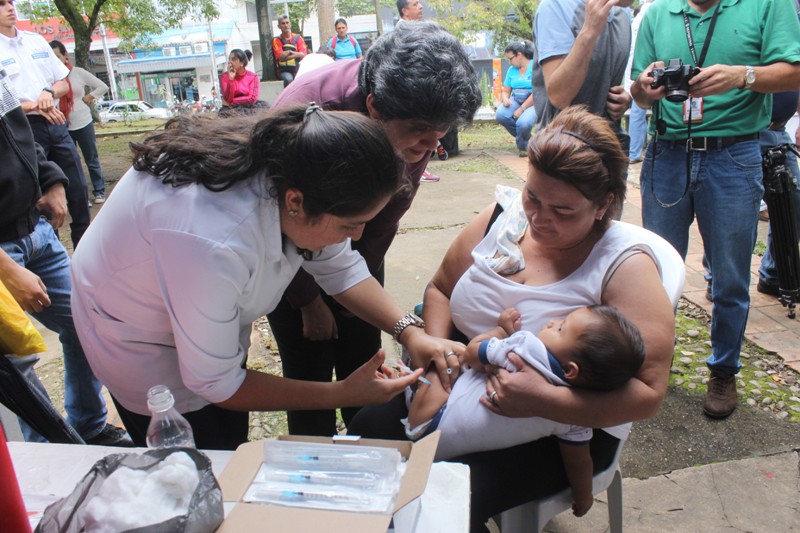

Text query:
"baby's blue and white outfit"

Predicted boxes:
[[402, 330, 592, 461]]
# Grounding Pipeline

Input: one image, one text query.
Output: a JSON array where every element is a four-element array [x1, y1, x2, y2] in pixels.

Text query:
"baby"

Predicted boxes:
[[392, 305, 645, 516]]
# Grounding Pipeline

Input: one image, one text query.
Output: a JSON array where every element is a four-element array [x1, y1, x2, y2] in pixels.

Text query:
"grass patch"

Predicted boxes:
[[431, 152, 519, 182], [458, 122, 519, 153], [95, 118, 167, 134], [671, 300, 800, 423]]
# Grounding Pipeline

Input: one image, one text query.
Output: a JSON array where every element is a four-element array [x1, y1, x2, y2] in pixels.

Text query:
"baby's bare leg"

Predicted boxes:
[[408, 368, 450, 429]]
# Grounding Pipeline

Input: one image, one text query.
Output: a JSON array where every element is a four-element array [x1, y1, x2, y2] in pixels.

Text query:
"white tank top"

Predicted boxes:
[[450, 218, 657, 440]]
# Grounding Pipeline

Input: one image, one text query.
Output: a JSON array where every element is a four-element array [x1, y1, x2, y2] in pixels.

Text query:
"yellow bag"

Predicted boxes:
[[0, 280, 47, 356]]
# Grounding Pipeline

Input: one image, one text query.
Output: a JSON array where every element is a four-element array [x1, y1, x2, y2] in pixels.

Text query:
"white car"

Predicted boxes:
[[99, 101, 171, 122]]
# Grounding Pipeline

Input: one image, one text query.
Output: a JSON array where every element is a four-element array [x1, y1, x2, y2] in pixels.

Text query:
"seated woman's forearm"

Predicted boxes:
[[510, 375, 664, 427], [421, 282, 456, 339]]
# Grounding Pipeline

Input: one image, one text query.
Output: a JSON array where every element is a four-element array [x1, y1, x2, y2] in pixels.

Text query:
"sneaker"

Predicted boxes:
[[518, 150, 528, 158], [420, 171, 440, 183], [84, 423, 135, 447], [703, 372, 737, 419], [87, 200, 93, 208], [758, 209, 769, 222], [757, 279, 780, 297], [94, 193, 106, 204], [436, 143, 448, 161]]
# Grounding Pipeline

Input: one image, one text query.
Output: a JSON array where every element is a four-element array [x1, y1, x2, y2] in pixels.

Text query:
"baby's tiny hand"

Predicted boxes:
[[497, 307, 522, 335]]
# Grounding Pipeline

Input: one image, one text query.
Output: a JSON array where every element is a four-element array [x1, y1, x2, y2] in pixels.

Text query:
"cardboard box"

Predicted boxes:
[[217, 432, 440, 532]]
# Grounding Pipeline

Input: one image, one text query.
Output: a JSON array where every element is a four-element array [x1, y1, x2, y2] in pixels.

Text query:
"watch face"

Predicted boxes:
[[745, 68, 756, 86]]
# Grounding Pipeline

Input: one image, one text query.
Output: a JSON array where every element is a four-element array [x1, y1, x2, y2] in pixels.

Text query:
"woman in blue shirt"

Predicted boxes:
[[495, 41, 537, 156], [327, 18, 363, 61]]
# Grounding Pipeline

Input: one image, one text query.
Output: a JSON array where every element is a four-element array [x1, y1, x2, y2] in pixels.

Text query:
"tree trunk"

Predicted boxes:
[[255, 0, 277, 81], [72, 28, 93, 69], [317, 0, 335, 53], [374, 0, 383, 36]]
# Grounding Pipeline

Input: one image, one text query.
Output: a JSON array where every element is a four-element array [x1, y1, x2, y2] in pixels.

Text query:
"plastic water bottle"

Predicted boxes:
[[145, 385, 195, 448]]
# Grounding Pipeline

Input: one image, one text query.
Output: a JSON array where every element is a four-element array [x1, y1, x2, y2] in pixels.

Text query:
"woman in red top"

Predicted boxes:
[[219, 49, 262, 116]]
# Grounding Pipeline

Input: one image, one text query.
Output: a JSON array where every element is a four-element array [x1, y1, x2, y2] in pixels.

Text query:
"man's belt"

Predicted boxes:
[[768, 120, 789, 131], [662, 133, 759, 152]]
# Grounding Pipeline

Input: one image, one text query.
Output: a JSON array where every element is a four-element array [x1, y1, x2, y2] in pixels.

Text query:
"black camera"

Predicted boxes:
[[649, 58, 700, 103]]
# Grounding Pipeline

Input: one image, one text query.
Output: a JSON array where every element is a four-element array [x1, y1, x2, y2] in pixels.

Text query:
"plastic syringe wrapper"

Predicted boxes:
[[243, 440, 404, 513]]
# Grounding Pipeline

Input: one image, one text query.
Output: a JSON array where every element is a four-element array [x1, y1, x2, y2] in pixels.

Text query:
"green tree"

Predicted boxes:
[[427, 0, 538, 51], [19, 0, 218, 68]]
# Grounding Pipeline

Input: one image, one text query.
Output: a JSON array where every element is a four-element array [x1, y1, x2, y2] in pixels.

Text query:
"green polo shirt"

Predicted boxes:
[[632, 0, 800, 139]]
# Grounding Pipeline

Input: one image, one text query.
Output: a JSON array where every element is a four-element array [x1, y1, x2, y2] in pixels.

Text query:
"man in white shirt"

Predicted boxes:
[[0, 0, 90, 247]]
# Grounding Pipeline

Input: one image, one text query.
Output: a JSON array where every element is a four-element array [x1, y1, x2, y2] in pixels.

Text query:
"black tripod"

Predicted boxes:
[[762, 144, 800, 319]]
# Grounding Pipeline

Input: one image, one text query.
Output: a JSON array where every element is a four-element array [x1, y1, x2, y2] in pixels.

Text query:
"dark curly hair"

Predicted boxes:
[[358, 21, 481, 129]]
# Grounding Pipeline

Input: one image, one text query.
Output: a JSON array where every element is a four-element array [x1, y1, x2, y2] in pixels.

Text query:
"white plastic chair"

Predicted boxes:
[[495, 223, 686, 533]]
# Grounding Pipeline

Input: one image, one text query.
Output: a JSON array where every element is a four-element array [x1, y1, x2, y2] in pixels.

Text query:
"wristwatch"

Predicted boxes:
[[42, 87, 55, 97], [392, 313, 425, 342], [743, 66, 756, 90]]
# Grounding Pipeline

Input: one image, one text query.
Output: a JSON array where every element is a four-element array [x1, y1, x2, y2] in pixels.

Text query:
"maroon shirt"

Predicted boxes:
[[274, 59, 430, 308]]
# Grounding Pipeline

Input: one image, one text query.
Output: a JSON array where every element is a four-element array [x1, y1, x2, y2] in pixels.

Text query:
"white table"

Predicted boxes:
[[9, 441, 470, 532]]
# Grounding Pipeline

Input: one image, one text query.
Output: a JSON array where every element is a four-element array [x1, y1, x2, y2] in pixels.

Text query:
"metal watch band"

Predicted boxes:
[[743, 66, 756, 90], [392, 313, 424, 342]]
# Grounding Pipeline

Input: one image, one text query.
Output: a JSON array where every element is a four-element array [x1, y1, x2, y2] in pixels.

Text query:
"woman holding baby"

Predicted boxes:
[[350, 106, 675, 531]]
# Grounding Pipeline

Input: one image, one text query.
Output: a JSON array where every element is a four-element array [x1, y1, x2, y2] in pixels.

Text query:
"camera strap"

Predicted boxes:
[[683, 1, 722, 134], [649, 1, 722, 209]]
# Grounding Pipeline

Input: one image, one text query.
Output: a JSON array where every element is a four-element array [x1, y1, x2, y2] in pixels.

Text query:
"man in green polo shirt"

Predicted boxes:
[[631, 0, 800, 419]]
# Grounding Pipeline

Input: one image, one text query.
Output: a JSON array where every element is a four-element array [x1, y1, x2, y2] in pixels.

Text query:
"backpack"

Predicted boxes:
[[331, 35, 356, 50]]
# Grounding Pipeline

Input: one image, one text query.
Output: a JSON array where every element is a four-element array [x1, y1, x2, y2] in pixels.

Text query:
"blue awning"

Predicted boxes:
[[116, 52, 227, 74]]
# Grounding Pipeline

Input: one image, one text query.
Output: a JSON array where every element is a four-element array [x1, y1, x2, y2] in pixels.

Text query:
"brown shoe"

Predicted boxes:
[[703, 372, 737, 419]]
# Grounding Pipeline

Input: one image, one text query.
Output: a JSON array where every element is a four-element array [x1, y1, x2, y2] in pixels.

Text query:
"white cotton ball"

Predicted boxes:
[[82, 452, 201, 532]]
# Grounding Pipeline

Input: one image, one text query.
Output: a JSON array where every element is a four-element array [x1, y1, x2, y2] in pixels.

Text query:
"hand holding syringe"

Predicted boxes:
[[376, 360, 431, 386]]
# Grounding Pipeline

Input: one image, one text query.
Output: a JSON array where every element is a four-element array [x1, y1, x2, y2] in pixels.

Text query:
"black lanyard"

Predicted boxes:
[[683, 1, 723, 68]]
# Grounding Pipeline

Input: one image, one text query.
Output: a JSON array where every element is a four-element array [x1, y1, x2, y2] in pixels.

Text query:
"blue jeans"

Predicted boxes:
[[69, 123, 105, 196], [27, 116, 90, 248], [758, 127, 800, 286], [641, 139, 763, 375], [1, 219, 106, 439], [278, 70, 295, 87], [495, 92, 538, 152], [6, 354, 72, 442], [628, 101, 648, 160]]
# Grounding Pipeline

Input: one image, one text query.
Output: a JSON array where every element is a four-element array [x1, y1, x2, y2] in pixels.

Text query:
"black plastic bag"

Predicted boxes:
[[34, 448, 223, 533]]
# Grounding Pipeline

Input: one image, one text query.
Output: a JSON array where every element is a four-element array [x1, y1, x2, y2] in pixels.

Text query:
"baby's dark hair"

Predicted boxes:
[[568, 305, 646, 391]]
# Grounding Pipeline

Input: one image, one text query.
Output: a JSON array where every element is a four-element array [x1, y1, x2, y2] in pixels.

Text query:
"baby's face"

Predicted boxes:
[[537, 307, 595, 362]]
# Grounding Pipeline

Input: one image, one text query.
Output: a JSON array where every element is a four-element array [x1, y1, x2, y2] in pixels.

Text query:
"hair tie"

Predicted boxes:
[[304, 102, 322, 118], [560, 130, 597, 150]]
